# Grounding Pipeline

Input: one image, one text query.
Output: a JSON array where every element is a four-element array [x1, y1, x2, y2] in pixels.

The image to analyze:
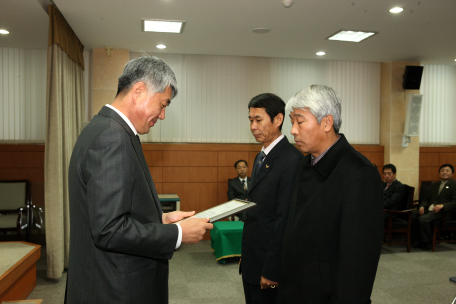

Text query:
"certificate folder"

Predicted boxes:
[[193, 199, 256, 223]]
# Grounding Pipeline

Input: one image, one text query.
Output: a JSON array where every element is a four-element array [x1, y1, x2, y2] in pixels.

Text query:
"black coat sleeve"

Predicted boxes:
[[84, 128, 178, 259], [334, 165, 384, 303]]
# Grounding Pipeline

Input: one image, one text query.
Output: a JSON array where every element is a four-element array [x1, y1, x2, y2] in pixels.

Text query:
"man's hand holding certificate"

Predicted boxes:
[[184, 199, 257, 223], [162, 210, 213, 244]]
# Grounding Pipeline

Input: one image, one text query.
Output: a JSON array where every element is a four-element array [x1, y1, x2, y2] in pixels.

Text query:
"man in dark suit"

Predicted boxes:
[[227, 159, 251, 221], [277, 85, 384, 303], [240, 93, 303, 304], [383, 163, 407, 220], [66, 56, 212, 304], [412, 164, 456, 250]]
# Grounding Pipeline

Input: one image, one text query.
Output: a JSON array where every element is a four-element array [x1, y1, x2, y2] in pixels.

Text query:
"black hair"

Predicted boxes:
[[439, 164, 454, 173], [234, 160, 248, 169], [383, 164, 397, 174], [248, 93, 285, 131]]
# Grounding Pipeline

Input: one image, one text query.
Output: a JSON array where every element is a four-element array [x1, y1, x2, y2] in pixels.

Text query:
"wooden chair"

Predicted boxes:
[[0, 180, 32, 241], [413, 180, 456, 252], [383, 184, 415, 252], [432, 209, 456, 252], [413, 180, 436, 207]]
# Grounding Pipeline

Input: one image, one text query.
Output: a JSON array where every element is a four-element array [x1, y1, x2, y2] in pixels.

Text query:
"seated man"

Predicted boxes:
[[412, 164, 456, 250], [227, 160, 250, 221], [383, 164, 407, 221]]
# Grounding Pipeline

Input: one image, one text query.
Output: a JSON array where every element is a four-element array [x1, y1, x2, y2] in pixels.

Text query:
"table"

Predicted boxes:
[[158, 194, 180, 213], [0, 242, 41, 302], [210, 221, 244, 264]]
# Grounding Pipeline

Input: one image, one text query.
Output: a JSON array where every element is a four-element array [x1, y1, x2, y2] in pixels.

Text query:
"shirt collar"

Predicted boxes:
[[311, 135, 341, 166], [262, 134, 284, 155], [105, 104, 137, 135]]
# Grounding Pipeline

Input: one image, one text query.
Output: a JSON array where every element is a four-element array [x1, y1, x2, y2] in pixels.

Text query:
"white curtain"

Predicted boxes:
[[420, 65, 456, 145], [0, 47, 47, 142], [132, 53, 381, 145]]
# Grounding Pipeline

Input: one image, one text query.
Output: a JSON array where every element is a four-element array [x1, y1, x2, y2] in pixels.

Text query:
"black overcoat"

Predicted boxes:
[[277, 134, 383, 304]]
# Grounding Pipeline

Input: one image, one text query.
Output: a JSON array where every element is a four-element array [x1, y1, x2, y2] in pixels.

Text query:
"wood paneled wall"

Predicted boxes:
[[143, 143, 385, 213], [0, 143, 383, 241], [0, 144, 45, 208], [419, 147, 456, 183]]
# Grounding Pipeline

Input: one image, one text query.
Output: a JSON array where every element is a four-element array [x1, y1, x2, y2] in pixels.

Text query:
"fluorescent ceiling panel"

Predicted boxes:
[[327, 30, 376, 42], [143, 19, 185, 33]]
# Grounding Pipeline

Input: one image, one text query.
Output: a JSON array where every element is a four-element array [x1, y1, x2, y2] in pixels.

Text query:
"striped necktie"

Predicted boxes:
[[255, 151, 266, 175]]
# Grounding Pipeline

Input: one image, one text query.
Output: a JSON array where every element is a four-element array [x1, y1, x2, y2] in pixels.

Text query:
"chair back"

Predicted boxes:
[[0, 181, 30, 210], [402, 184, 415, 210], [418, 181, 435, 205]]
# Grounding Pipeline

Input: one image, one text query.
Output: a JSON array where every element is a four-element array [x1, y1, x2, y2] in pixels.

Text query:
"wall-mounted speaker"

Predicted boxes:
[[403, 66, 424, 90], [404, 94, 423, 137]]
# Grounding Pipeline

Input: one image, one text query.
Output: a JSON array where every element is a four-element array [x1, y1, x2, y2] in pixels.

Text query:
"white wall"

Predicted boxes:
[[420, 65, 456, 145], [132, 53, 381, 145]]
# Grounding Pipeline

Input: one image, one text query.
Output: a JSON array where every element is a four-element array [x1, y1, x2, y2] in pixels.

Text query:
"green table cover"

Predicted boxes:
[[210, 221, 244, 264]]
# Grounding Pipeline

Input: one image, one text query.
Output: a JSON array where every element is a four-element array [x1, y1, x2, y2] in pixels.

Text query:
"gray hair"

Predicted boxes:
[[286, 85, 342, 134], [116, 56, 178, 99]]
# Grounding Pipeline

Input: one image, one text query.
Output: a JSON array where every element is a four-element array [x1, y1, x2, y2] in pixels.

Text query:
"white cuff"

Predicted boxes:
[[175, 223, 182, 249]]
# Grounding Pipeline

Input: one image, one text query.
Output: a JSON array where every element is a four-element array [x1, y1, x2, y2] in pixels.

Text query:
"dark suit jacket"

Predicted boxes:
[[383, 180, 407, 210], [241, 136, 303, 284], [277, 134, 384, 304], [66, 106, 178, 304], [420, 179, 456, 212], [227, 177, 251, 201]]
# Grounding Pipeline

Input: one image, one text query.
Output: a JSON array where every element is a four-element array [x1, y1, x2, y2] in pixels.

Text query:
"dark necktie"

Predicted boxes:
[[255, 151, 266, 175], [242, 179, 247, 190], [136, 135, 141, 143]]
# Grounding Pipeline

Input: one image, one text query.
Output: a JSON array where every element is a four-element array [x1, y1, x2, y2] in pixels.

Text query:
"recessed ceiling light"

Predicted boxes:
[[389, 7, 404, 13], [316, 52, 326, 56], [327, 30, 376, 42], [252, 28, 270, 34], [0, 29, 9, 35], [143, 19, 185, 33], [156, 44, 166, 49]]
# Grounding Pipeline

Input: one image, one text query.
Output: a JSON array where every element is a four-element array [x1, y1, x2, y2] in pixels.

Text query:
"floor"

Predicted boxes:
[[25, 240, 456, 303]]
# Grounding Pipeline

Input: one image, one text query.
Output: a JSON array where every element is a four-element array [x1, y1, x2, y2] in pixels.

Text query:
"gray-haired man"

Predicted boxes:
[[277, 85, 383, 303], [66, 56, 212, 304]]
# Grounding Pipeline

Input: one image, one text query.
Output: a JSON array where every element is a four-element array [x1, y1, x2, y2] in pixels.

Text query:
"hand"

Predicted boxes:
[[162, 211, 195, 224], [433, 205, 444, 213], [180, 217, 213, 244], [260, 276, 279, 289], [419, 207, 425, 215]]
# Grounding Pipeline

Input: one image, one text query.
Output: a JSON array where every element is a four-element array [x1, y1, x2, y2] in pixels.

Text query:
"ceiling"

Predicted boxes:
[[1, 0, 455, 65]]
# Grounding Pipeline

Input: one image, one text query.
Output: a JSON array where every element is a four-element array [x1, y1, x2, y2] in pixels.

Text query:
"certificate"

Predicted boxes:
[[193, 199, 256, 223]]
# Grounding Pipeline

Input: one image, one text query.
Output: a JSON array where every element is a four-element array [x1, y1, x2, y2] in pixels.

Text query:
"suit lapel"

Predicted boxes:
[[437, 179, 455, 198], [99, 106, 164, 220], [249, 137, 288, 193]]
